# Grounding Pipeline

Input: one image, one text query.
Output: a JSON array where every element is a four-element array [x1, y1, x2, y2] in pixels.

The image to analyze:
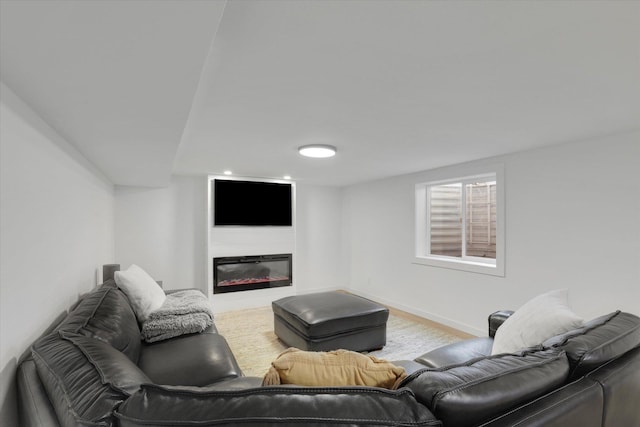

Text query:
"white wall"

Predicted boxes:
[[0, 83, 115, 425], [115, 175, 207, 291], [295, 183, 345, 294], [343, 131, 640, 336]]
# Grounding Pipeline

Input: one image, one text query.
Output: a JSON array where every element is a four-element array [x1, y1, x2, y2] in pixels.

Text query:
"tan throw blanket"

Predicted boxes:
[[262, 347, 407, 390], [141, 290, 213, 343]]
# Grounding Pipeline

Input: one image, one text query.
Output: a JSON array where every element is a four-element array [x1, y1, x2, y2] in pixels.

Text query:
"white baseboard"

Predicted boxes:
[[296, 286, 343, 295], [211, 285, 296, 314], [345, 288, 485, 337]]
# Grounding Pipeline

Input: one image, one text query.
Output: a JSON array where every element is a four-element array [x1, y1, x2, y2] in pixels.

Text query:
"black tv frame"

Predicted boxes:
[[213, 179, 293, 227]]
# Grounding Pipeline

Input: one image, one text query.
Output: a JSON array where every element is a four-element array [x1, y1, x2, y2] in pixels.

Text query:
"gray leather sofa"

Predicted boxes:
[[398, 310, 640, 427], [17, 280, 640, 426]]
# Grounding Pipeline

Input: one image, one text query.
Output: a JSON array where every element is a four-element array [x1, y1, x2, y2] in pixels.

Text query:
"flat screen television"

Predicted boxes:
[[213, 179, 293, 226]]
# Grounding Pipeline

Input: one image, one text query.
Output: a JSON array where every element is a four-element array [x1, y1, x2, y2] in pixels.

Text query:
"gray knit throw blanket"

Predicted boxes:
[[141, 290, 214, 343]]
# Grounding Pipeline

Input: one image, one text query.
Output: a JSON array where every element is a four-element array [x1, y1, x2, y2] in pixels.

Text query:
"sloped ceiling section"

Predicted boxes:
[[1, 1, 639, 187], [0, 0, 225, 187]]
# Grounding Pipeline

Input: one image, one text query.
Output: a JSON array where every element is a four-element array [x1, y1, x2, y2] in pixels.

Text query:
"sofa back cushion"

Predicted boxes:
[[543, 311, 640, 380], [58, 281, 141, 362], [114, 384, 441, 427], [32, 331, 150, 427], [402, 348, 569, 427]]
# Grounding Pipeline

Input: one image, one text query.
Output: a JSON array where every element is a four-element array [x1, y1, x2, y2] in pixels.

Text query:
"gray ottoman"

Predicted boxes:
[[272, 292, 389, 352]]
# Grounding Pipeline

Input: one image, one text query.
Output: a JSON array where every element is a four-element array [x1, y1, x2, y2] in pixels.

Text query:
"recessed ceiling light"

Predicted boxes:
[[298, 144, 337, 158], [223, 170, 232, 175], [283, 175, 292, 180]]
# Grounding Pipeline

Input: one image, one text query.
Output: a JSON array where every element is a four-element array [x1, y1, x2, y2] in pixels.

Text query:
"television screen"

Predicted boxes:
[[214, 179, 292, 226]]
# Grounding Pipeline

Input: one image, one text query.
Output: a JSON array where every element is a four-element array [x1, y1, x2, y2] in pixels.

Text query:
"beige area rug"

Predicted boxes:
[[215, 306, 468, 377]]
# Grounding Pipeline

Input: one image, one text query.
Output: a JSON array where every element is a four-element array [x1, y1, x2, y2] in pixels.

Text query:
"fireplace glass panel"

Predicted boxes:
[[214, 254, 292, 294]]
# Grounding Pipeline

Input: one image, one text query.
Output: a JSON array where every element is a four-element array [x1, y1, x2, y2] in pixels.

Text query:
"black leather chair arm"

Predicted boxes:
[[489, 310, 514, 338]]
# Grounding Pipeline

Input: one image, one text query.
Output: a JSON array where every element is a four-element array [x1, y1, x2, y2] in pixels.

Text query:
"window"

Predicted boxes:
[[415, 169, 504, 276]]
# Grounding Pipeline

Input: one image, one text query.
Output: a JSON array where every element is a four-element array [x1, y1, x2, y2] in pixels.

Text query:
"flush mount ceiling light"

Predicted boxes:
[[298, 144, 337, 158]]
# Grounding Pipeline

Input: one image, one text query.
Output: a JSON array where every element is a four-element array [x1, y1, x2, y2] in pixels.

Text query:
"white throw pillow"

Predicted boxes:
[[491, 289, 584, 355], [114, 264, 166, 322]]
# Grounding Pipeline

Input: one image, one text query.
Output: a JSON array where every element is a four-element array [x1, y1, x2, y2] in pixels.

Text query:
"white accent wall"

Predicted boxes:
[[207, 177, 297, 312], [0, 83, 115, 425], [342, 131, 640, 336], [114, 178, 345, 312]]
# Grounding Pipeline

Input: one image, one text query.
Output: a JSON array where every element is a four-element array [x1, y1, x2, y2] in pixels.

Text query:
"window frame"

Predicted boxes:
[[414, 167, 505, 277]]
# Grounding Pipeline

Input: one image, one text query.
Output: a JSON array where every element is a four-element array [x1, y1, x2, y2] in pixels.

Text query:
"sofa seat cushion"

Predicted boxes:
[[402, 348, 569, 427], [57, 281, 141, 362], [543, 311, 640, 379], [114, 384, 441, 427], [138, 332, 242, 386], [414, 337, 494, 368], [32, 332, 149, 427]]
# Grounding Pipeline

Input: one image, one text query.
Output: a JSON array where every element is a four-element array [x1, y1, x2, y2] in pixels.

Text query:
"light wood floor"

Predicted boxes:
[[385, 305, 475, 340], [215, 301, 473, 377]]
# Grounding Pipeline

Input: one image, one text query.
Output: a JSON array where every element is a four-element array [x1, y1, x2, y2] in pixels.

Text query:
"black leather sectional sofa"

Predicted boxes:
[[17, 281, 640, 426]]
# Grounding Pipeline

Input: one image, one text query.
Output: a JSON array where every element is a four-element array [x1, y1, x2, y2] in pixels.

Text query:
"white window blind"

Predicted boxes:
[[415, 169, 503, 276]]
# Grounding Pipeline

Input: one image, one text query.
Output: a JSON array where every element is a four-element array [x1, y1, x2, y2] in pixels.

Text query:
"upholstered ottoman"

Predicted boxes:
[[272, 292, 389, 352]]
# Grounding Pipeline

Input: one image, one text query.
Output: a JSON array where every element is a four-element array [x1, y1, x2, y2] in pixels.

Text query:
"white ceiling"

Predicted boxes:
[[2, 0, 639, 187], [0, 0, 225, 187]]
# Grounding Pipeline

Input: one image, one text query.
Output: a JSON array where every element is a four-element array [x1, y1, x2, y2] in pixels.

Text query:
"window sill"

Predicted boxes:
[[413, 255, 504, 277]]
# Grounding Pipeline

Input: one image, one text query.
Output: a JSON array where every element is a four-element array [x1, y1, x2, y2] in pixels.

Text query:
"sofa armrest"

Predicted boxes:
[[17, 357, 61, 427], [477, 377, 603, 427], [489, 310, 514, 338]]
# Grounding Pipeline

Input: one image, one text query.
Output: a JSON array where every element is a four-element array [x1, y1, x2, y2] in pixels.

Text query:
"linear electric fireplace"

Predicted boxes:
[[213, 254, 292, 294]]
